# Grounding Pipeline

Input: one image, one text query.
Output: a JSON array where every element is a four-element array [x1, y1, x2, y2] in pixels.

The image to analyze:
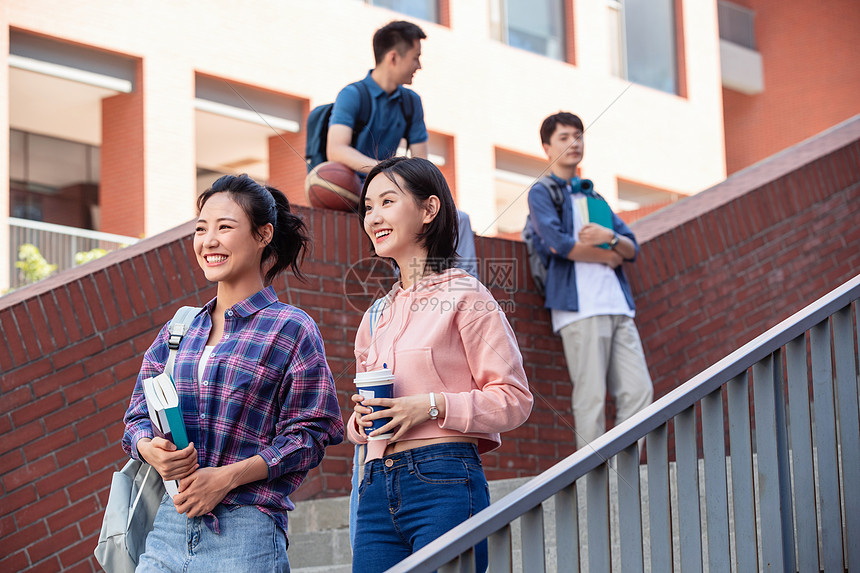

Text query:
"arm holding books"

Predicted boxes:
[[123, 323, 198, 485], [577, 223, 636, 260], [170, 319, 343, 518], [136, 437, 198, 482], [566, 240, 624, 267], [173, 455, 269, 518]]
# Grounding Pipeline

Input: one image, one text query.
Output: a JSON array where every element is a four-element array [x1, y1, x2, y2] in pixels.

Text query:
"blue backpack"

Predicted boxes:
[[304, 81, 415, 172]]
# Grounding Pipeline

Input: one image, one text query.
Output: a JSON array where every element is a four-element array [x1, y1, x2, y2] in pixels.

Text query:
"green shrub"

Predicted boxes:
[[15, 244, 58, 285], [74, 248, 109, 265]]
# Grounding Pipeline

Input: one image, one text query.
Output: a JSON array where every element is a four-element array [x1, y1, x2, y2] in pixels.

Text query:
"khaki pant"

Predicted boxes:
[[560, 315, 653, 450]]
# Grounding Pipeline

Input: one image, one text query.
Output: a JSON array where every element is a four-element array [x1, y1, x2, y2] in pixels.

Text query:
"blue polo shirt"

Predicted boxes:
[[330, 71, 428, 163]]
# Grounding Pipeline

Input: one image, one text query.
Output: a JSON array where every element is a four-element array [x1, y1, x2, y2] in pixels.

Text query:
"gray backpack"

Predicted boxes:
[[521, 176, 565, 297], [94, 306, 200, 573]]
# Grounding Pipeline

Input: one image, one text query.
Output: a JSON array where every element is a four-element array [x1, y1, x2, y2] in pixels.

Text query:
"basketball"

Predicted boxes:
[[305, 161, 362, 211]]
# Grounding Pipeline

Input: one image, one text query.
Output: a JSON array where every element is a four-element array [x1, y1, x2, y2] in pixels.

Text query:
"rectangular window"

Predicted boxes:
[[360, 0, 439, 22], [609, 0, 678, 94], [491, 0, 565, 61], [717, 1, 756, 50], [493, 149, 547, 236], [9, 130, 100, 228]]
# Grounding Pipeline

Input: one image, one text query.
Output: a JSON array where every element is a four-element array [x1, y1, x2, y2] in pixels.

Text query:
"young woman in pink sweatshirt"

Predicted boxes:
[[349, 156, 533, 572]]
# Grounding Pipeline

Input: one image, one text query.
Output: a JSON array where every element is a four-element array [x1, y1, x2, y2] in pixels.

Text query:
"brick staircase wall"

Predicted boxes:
[[1, 116, 858, 571]]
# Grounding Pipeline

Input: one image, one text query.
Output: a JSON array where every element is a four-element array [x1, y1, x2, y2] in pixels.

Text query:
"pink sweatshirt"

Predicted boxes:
[[348, 268, 533, 461]]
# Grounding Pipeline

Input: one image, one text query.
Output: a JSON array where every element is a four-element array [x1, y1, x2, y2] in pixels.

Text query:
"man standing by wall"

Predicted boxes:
[[527, 112, 652, 450]]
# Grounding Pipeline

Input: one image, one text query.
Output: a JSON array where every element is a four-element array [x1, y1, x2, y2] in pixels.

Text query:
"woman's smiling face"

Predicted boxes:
[[362, 173, 434, 271], [194, 193, 269, 287]]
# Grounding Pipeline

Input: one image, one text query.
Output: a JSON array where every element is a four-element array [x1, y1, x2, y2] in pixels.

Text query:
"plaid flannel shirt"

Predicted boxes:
[[122, 286, 344, 533]]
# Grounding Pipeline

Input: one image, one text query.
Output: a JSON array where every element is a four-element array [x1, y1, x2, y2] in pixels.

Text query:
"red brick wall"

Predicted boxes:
[[100, 64, 145, 237], [722, 0, 860, 174], [1, 117, 858, 571], [630, 116, 860, 391]]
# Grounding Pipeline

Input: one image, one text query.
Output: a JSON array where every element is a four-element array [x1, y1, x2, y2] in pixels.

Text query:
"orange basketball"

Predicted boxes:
[[305, 161, 362, 211]]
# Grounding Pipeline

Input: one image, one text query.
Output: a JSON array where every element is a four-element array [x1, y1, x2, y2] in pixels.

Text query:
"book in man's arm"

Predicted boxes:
[[142, 373, 190, 497], [575, 196, 614, 249]]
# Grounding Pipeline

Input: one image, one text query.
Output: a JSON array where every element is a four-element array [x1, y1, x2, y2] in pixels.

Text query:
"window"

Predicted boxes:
[[358, 0, 439, 22], [9, 129, 100, 228], [491, 0, 565, 61], [615, 178, 680, 223], [194, 74, 303, 192], [608, 0, 678, 94], [493, 149, 547, 236], [717, 1, 756, 50]]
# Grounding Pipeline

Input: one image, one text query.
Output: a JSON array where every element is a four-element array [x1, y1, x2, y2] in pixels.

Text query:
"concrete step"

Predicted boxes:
[[289, 460, 727, 572], [287, 477, 531, 571], [288, 495, 353, 571]]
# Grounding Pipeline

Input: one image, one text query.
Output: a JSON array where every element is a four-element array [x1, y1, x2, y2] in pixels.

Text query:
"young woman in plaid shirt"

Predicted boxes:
[[122, 174, 344, 572]]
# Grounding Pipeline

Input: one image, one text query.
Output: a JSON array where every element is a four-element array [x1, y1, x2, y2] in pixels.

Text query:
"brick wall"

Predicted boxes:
[[1, 117, 858, 571], [629, 116, 860, 393]]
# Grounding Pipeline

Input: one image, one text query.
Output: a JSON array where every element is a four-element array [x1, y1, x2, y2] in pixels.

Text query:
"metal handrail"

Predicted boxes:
[[7, 217, 140, 245], [389, 273, 860, 572]]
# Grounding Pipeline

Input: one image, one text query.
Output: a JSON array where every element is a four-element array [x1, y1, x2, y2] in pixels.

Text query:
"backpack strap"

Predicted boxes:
[[367, 297, 388, 338], [164, 306, 201, 379], [398, 90, 415, 150], [350, 82, 373, 148], [537, 175, 566, 218]]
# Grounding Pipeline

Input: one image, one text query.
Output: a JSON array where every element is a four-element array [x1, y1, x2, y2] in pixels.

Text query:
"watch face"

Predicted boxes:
[[429, 406, 439, 418]]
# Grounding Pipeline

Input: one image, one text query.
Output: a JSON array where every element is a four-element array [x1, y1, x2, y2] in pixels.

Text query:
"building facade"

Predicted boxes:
[[717, 0, 860, 174], [2, 0, 729, 291]]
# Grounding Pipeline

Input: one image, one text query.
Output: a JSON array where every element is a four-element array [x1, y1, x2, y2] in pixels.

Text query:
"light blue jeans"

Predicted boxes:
[[352, 442, 489, 573], [137, 496, 290, 572]]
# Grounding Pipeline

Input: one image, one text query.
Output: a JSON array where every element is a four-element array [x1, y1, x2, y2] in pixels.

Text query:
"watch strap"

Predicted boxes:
[[428, 392, 439, 420]]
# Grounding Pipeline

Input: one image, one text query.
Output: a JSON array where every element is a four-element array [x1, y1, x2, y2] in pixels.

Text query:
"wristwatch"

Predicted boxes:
[[428, 393, 439, 420], [608, 233, 619, 249]]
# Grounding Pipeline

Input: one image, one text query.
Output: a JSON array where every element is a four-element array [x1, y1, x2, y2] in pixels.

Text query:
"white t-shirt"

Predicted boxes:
[[197, 345, 216, 383], [551, 192, 634, 333]]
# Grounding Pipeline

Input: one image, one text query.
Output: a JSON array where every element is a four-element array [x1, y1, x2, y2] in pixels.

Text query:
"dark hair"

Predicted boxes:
[[197, 174, 310, 285], [540, 112, 584, 145], [373, 20, 426, 64], [359, 157, 458, 275]]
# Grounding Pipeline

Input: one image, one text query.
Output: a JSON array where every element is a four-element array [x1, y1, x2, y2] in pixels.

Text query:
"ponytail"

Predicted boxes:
[[263, 185, 310, 285], [198, 174, 310, 286]]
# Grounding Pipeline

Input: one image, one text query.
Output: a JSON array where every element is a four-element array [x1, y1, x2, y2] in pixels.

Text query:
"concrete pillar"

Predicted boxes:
[[141, 54, 196, 237]]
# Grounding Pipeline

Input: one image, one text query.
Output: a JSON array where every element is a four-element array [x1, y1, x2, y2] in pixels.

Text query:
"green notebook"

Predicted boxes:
[[575, 196, 614, 249], [143, 372, 189, 449]]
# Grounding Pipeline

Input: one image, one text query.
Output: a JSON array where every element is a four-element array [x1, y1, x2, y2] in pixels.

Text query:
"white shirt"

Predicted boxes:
[[197, 345, 216, 383], [551, 191, 634, 333]]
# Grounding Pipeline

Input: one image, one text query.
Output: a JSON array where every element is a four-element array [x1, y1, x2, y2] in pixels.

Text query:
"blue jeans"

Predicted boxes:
[[352, 442, 489, 573], [137, 496, 290, 572]]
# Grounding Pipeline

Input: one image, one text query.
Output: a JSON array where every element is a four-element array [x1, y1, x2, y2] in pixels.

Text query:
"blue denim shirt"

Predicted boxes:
[[330, 70, 428, 162], [526, 176, 639, 312]]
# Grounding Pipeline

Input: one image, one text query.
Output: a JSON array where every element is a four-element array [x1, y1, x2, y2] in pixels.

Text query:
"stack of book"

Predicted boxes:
[[143, 373, 189, 497], [575, 196, 614, 248]]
